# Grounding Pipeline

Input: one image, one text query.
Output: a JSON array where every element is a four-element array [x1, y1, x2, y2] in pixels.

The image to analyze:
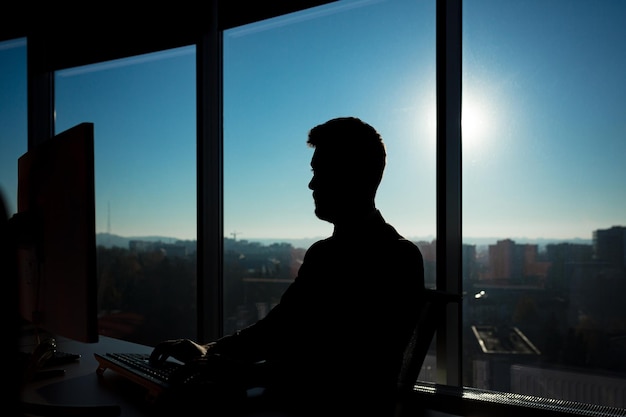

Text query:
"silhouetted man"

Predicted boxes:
[[150, 117, 425, 416]]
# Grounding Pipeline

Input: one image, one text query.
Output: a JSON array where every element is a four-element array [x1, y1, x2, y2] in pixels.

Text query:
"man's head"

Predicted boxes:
[[307, 117, 386, 224]]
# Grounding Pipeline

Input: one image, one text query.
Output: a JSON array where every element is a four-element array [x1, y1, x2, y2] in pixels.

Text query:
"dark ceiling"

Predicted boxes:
[[1, 1, 335, 71]]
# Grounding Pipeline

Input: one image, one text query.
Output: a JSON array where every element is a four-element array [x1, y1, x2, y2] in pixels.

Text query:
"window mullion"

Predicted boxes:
[[436, 0, 463, 387]]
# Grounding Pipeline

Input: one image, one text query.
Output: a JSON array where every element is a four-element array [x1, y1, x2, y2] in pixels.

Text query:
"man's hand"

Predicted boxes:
[[149, 339, 216, 364]]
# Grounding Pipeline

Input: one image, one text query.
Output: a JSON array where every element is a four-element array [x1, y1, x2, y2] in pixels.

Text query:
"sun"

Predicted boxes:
[[416, 88, 497, 152], [462, 97, 491, 150]]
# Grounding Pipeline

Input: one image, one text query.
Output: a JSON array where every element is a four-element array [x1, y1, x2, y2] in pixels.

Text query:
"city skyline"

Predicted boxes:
[[96, 225, 612, 252]]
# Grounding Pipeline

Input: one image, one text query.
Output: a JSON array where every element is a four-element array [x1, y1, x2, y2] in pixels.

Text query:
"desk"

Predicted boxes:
[[19, 335, 626, 417], [21, 335, 157, 417]]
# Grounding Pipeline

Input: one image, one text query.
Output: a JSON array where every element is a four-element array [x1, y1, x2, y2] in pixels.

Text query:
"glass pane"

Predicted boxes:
[[224, 0, 437, 379], [463, 0, 626, 408], [55, 46, 197, 346], [0, 38, 27, 216]]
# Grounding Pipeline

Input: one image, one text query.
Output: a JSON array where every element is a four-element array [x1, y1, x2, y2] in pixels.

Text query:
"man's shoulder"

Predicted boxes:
[[303, 236, 335, 255], [396, 235, 420, 249], [392, 235, 424, 259], [383, 224, 420, 247], [379, 224, 424, 262]]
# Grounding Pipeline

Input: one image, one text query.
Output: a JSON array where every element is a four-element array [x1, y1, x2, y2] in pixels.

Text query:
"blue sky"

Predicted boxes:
[[1, 0, 625, 244]]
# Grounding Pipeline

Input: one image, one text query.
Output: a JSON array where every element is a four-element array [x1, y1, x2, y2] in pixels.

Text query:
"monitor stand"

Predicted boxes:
[[20, 335, 80, 382], [18, 333, 120, 417]]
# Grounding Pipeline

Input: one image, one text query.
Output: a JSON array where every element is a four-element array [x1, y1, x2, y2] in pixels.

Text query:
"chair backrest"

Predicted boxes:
[[396, 289, 460, 410]]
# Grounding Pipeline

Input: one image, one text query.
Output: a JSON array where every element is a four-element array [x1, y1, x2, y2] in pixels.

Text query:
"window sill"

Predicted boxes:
[[407, 382, 626, 417]]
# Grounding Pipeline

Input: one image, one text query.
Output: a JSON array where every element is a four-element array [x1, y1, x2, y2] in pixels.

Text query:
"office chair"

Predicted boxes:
[[394, 289, 460, 417], [237, 288, 460, 417]]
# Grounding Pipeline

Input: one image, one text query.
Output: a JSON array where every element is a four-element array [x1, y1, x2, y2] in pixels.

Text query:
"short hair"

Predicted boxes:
[[307, 117, 386, 189]]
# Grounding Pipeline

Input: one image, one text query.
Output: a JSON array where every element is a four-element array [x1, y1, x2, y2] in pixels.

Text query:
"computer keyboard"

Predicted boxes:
[[94, 352, 182, 402]]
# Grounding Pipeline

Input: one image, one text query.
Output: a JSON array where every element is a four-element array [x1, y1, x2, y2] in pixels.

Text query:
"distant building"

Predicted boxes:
[[484, 239, 550, 285], [463, 244, 478, 283], [545, 242, 593, 291], [129, 240, 188, 257], [471, 324, 541, 391], [511, 364, 626, 409], [593, 226, 626, 270], [472, 325, 541, 355], [128, 240, 152, 252]]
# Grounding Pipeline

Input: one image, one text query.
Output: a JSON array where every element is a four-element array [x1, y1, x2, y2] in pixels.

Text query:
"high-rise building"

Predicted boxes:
[[593, 226, 626, 270]]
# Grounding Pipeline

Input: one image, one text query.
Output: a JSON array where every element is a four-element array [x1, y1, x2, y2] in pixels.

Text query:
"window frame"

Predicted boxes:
[[435, 0, 462, 387]]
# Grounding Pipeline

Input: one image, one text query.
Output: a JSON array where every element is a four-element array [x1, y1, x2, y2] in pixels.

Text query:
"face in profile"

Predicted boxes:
[[308, 148, 358, 223]]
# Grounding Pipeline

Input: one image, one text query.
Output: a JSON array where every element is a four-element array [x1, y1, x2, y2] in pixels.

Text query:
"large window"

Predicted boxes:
[[222, 0, 438, 375], [54, 47, 198, 346], [463, 0, 626, 408]]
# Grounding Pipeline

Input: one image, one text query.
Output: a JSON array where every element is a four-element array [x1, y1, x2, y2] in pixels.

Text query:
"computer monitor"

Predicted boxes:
[[15, 122, 99, 344]]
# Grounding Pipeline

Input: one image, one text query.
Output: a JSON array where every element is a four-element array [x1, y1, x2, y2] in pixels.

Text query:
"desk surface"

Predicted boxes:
[[21, 335, 157, 417]]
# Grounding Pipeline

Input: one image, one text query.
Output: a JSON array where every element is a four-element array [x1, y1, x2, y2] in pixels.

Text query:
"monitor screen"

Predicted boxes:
[[16, 122, 99, 344]]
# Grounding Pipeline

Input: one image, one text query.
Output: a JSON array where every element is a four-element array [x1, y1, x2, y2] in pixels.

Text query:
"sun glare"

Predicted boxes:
[[462, 98, 491, 149], [416, 88, 497, 153]]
